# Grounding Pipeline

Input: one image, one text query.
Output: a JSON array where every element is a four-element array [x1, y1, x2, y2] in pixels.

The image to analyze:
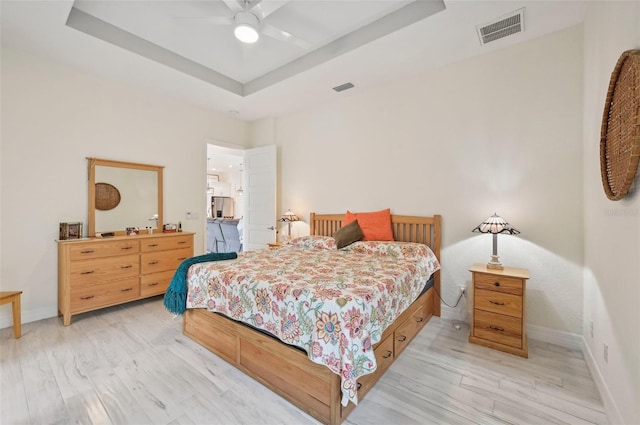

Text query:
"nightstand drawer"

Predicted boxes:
[[473, 309, 522, 349], [474, 289, 523, 318], [474, 274, 523, 296]]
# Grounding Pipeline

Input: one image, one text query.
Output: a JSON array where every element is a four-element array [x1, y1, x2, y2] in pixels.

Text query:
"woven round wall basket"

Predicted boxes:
[[95, 182, 121, 211], [600, 49, 640, 201]]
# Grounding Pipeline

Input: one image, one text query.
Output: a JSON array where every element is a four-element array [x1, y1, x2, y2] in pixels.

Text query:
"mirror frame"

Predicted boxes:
[[87, 157, 164, 236]]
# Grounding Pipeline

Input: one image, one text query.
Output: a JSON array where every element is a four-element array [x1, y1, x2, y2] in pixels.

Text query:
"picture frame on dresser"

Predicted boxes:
[[59, 222, 83, 240]]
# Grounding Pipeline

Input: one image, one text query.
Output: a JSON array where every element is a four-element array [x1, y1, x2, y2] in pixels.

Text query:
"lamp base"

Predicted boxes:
[[486, 255, 504, 270]]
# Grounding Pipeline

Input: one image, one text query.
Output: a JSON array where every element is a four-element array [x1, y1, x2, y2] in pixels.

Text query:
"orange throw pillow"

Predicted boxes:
[[343, 209, 394, 241]]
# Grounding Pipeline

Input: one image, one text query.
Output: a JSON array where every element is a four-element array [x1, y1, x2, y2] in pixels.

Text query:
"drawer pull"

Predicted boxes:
[[416, 317, 424, 323], [121, 246, 133, 250], [80, 250, 95, 254], [148, 282, 159, 287], [382, 351, 392, 359], [121, 288, 133, 292], [177, 257, 188, 261], [489, 300, 505, 306], [357, 382, 362, 390], [148, 244, 159, 247], [178, 241, 187, 244], [80, 270, 95, 275], [397, 335, 407, 342], [148, 261, 159, 265], [80, 295, 94, 300], [121, 265, 133, 269], [494, 282, 501, 287], [489, 325, 505, 332]]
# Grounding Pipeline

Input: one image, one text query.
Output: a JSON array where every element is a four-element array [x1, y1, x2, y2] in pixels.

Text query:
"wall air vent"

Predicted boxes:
[[476, 8, 525, 46], [332, 82, 355, 92]]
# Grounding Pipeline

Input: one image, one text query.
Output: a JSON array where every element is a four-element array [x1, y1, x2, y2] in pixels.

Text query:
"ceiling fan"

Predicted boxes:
[[188, 0, 311, 49]]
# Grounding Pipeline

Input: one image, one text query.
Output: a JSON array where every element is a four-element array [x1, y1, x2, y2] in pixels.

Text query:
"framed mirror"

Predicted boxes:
[[88, 158, 164, 236]]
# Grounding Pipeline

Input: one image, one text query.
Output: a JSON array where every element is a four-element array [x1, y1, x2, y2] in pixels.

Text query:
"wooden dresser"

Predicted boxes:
[[58, 232, 194, 325], [468, 263, 530, 358]]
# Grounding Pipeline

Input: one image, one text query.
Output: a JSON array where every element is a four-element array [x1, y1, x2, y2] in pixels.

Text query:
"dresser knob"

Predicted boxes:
[[494, 282, 500, 287]]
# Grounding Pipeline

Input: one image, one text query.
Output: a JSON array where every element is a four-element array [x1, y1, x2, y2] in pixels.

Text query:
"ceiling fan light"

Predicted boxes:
[[234, 12, 259, 44]]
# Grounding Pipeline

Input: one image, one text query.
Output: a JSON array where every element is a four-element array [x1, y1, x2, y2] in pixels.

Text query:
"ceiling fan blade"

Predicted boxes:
[[250, 0, 290, 20], [261, 22, 311, 50], [222, 0, 243, 13], [175, 16, 234, 25]]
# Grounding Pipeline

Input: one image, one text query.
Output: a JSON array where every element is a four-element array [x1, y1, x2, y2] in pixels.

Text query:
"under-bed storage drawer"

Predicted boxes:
[[394, 291, 431, 357], [356, 335, 394, 399]]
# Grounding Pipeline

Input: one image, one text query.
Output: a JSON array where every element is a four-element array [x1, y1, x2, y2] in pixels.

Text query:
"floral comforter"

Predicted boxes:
[[186, 236, 440, 406]]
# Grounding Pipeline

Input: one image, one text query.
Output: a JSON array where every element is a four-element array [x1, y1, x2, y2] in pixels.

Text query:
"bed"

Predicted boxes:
[[182, 213, 441, 425]]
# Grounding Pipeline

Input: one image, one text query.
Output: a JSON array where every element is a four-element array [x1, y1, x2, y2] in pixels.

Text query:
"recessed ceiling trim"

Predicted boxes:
[[243, 0, 446, 95], [65, 1, 445, 98], [65, 7, 243, 95]]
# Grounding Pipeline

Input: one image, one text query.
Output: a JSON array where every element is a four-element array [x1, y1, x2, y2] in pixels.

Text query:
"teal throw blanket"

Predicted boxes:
[[163, 252, 237, 315]]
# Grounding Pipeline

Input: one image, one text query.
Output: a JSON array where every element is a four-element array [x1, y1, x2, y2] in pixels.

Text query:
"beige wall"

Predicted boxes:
[[0, 47, 248, 325], [251, 26, 585, 335], [583, 3, 640, 424]]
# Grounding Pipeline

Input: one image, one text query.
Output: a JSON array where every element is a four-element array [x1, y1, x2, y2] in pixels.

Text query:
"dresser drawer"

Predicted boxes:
[[69, 240, 139, 260], [141, 235, 193, 252], [141, 270, 174, 297], [69, 254, 139, 285], [474, 289, 523, 318], [141, 248, 191, 274], [473, 309, 523, 349], [70, 277, 140, 313], [474, 273, 523, 296]]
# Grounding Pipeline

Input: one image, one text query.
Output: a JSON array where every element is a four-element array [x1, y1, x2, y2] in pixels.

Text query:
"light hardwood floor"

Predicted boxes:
[[0, 297, 607, 425]]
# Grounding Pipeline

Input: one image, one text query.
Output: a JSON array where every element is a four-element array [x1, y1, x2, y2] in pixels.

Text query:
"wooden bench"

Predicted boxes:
[[0, 291, 22, 338]]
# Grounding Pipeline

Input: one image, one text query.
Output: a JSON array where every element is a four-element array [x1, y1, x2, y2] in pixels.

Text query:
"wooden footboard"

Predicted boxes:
[[184, 286, 433, 425]]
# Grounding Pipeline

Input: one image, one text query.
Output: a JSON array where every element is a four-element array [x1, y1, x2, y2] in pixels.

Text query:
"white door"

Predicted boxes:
[[243, 145, 277, 251]]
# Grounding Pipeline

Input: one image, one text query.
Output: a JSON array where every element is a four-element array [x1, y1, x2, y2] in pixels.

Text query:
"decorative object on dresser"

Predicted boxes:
[[58, 232, 194, 325], [279, 209, 299, 241], [468, 263, 530, 357], [59, 222, 84, 240], [472, 213, 520, 270], [600, 49, 640, 201]]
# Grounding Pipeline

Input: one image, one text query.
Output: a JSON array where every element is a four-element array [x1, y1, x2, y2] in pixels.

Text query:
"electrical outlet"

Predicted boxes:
[[458, 285, 466, 296], [185, 211, 192, 220], [590, 320, 594, 338], [603, 343, 608, 363]]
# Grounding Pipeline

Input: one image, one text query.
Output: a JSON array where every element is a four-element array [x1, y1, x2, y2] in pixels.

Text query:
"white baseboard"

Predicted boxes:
[[0, 305, 57, 330], [526, 323, 583, 351], [582, 338, 623, 425]]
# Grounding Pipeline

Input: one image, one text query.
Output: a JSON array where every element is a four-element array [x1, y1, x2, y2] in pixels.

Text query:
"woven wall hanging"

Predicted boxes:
[[600, 49, 640, 201], [95, 182, 121, 211]]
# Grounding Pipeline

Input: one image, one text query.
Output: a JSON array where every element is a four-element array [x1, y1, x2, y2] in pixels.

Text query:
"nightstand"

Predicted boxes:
[[468, 263, 530, 358], [267, 242, 283, 249]]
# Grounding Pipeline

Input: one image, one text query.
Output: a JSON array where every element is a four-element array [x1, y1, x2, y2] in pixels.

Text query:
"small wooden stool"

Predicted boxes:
[[0, 291, 22, 338]]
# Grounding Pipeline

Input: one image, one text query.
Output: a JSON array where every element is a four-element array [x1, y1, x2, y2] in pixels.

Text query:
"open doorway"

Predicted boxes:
[[206, 143, 244, 253]]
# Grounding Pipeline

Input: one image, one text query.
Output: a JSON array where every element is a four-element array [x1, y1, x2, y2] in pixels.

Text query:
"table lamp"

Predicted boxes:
[[472, 213, 520, 270], [280, 209, 299, 241]]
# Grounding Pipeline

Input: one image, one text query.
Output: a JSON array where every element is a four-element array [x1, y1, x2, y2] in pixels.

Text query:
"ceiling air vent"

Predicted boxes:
[[476, 8, 525, 46], [332, 82, 354, 92]]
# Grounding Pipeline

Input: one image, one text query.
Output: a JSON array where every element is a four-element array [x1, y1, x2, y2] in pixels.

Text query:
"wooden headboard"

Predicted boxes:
[[309, 212, 442, 317]]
